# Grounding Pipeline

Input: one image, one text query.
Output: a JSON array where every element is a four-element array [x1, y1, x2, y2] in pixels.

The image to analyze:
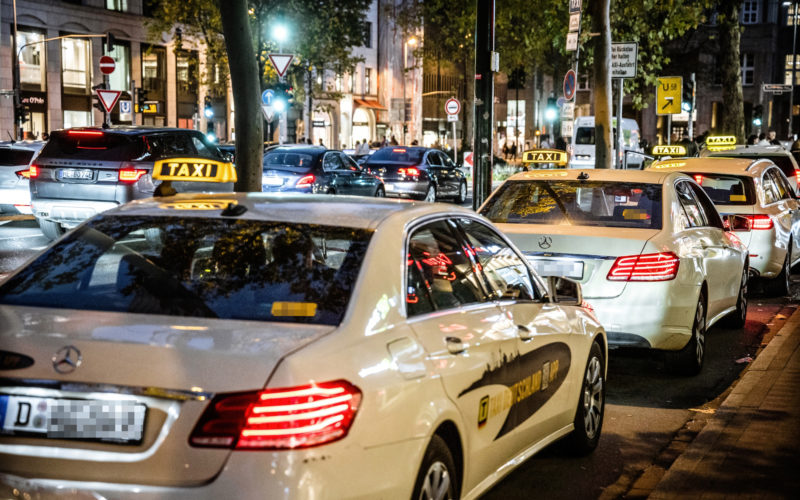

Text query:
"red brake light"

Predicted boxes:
[[15, 168, 31, 179], [296, 174, 315, 187], [189, 380, 362, 450], [392, 148, 407, 153], [118, 168, 147, 183], [28, 165, 39, 178], [607, 252, 680, 282], [693, 174, 703, 185], [398, 167, 420, 177], [743, 214, 773, 230], [67, 129, 104, 137]]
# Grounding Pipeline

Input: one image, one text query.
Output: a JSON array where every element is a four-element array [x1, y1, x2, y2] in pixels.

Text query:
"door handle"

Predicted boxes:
[[445, 336, 466, 354], [517, 325, 534, 341]]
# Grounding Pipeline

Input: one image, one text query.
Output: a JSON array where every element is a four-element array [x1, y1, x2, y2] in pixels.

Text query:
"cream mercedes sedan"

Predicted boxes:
[[479, 169, 749, 375], [0, 194, 605, 499]]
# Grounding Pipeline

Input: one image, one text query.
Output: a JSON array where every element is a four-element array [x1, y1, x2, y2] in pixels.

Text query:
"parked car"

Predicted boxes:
[[0, 141, 45, 215], [649, 156, 800, 296], [479, 168, 749, 375], [0, 193, 606, 499], [262, 145, 385, 196], [568, 116, 645, 169], [363, 146, 468, 203], [29, 127, 234, 239]]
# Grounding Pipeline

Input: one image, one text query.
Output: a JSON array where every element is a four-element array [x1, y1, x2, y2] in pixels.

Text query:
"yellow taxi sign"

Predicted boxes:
[[522, 149, 568, 166], [706, 136, 737, 152], [152, 158, 237, 183], [158, 200, 238, 210], [524, 170, 570, 178], [652, 145, 687, 157]]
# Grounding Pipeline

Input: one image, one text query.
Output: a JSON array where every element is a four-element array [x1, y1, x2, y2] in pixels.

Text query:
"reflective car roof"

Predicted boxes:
[[506, 168, 676, 184], [648, 157, 771, 176]]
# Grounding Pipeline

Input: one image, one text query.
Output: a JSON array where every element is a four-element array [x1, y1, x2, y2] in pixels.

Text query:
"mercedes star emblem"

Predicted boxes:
[[52, 345, 82, 374], [538, 236, 553, 250]]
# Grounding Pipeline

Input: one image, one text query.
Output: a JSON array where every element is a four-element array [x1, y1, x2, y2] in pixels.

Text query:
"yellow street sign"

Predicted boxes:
[[656, 76, 682, 115]]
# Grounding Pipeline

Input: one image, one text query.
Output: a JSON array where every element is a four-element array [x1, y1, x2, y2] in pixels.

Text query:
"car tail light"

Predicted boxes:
[[15, 168, 31, 179], [398, 167, 420, 177], [190, 380, 362, 450], [28, 165, 39, 178], [742, 214, 773, 230], [296, 174, 315, 188], [607, 252, 680, 281], [693, 174, 703, 185], [67, 129, 104, 137], [118, 167, 148, 183]]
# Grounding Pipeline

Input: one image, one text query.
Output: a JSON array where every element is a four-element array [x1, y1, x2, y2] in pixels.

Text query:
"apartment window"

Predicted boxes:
[[363, 22, 372, 48], [741, 53, 754, 86], [62, 38, 92, 94], [788, 4, 799, 26], [142, 46, 166, 100], [106, 0, 128, 12], [365, 68, 372, 95], [63, 110, 92, 128], [786, 55, 800, 85], [107, 42, 131, 92], [176, 52, 198, 95], [577, 74, 590, 91], [741, 1, 759, 24], [17, 31, 45, 91]]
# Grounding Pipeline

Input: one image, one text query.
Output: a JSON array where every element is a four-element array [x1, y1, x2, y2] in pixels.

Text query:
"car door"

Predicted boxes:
[[405, 218, 520, 486], [765, 167, 800, 261], [438, 151, 462, 196], [339, 153, 375, 196], [456, 217, 576, 452], [424, 150, 443, 191], [676, 180, 740, 319], [321, 152, 347, 193]]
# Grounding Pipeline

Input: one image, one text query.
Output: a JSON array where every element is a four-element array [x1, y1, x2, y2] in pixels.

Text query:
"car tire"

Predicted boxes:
[[722, 266, 748, 328], [421, 184, 437, 203], [454, 180, 467, 204], [37, 218, 64, 241], [563, 340, 605, 455], [374, 186, 385, 197], [666, 290, 706, 376], [765, 246, 791, 297], [411, 434, 459, 500]]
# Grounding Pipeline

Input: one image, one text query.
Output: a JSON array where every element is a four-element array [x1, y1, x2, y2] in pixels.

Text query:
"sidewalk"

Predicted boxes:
[[648, 308, 800, 499]]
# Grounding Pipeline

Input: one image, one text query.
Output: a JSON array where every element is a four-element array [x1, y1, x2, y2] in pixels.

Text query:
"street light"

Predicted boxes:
[[272, 24, 289, 50], [785, 1, 798, 140]]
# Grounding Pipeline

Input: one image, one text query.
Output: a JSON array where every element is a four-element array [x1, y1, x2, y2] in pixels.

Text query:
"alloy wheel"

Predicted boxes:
[[418, 462, 453, 500], [582, 356, 604, 439]]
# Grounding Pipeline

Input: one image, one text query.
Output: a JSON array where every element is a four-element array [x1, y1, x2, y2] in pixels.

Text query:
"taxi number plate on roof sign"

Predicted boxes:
[[523, 150, 568, 165], [652, 145, 687, 156], [153, 158, 237, 183]]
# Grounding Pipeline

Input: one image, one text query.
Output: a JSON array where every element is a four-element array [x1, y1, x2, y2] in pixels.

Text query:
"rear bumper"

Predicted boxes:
[[0, 186, 31, 214], [746, 229, 786, 278], [587, 280, 701, 351], [31, 199, 119, 227], [0, 438, 424, 500], [383, 180, 427, 198]]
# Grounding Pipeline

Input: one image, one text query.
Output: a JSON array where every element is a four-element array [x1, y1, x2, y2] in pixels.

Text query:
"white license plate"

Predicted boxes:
[[262, 176, 283, 186], [529, 259, 584, 279], [384, 184, 395, 191], [0, 394, 146, 443], [59, 169, 93, 180]]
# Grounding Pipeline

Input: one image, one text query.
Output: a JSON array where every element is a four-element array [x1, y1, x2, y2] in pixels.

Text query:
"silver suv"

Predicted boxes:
[[30, 127, 232, 239]]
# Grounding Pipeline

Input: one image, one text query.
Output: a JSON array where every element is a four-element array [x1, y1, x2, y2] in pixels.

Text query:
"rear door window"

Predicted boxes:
[[676, 181, 708, 227], [146, 133, 196, 159], [762, 171, 782, 204], [191, 135, 223, 160], [766, 168, 792, 200], [323, 153, 344, 171]]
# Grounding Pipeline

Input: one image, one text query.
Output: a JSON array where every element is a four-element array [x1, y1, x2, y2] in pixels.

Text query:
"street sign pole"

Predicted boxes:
[[616, 78, 623, 168], [473, 0, 495, 209]]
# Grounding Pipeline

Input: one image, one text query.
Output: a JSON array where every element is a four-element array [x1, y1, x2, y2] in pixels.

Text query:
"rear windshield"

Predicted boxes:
[[0, 149, 35, 166], [367, 148, 425, 164], [480, 180, 663, 229], [263, 151, 317, 172], [0, 216, 372, 325], [39, 132, 145, 161], [690, 173, 755, 206]]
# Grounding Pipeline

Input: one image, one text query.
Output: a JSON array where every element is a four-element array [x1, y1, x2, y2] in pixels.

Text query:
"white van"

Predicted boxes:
[[569, 116, 644, 169]]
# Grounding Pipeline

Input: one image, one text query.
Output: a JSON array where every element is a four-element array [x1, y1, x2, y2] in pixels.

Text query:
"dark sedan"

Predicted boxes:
[[362, 147, 467, 203], [261, 145, 385, 197]]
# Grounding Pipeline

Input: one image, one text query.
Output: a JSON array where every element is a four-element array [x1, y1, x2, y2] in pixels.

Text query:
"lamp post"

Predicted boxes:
[[788, 1, 798, 139], [403, 35, 418, 145]]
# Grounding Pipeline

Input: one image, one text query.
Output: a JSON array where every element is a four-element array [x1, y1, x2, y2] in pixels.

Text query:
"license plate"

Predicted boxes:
[[59, 168, 93, 181], [0, 394, 146, 443], [262, 176, 283, 186], [529, 258, 584, 279], [384, 184, 395, 191]]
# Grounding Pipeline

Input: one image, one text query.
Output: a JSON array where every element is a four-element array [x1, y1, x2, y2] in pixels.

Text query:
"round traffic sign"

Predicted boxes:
[[445, 98, 461, 115], [261, 89, 275, 106], [563, 69, 577, 101], [99, 55, 116, 75]]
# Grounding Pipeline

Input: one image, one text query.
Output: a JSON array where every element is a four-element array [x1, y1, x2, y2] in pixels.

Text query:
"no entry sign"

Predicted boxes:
[[445, 98, 461, 115], [99, 55, 116, 75]]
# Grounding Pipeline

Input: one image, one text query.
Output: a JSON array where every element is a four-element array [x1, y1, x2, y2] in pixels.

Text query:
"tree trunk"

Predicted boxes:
[[719, 0, 745, 142], [218, 0, 263, 192], [591, 0, 613, 169]]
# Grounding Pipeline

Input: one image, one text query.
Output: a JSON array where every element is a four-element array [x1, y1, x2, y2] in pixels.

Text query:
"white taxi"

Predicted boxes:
[[649, 157, 800, 296], [0, 194, 606, 499], [479, 169, 749, 375]]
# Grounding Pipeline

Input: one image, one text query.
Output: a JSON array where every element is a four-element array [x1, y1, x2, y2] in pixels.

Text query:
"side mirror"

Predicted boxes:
[[547, 276, 582, 305], [726, 214, 752, 232]]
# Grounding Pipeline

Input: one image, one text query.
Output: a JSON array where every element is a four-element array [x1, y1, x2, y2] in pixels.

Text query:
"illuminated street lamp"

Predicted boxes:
[[272, 24, 289, 47]]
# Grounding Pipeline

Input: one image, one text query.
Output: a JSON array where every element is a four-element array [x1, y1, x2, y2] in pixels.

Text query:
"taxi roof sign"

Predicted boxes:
[[522, 149, 568, 166], [705, 135, 737, 152], [152, 158, 237, 183], [158, 200, 238, 210], [652, 145, 687, 157]]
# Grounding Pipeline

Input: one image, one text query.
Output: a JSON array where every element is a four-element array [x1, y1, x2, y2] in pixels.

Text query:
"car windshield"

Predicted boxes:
[[575, 127, 595, 145], [367, 148, 425, 164], [0, 148, 35, 166], [480, 180, 663, 229], [690, 173, 754, 206], [0, 216, 372, 325]]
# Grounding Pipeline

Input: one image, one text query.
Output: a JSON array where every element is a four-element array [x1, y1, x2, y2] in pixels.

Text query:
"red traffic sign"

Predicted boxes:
[[564, 69, 577, 101], [99, 55, 116, 75], [445, 98, 461, 115], [96, 89, 122, 113], [269, 54, 294, 78]]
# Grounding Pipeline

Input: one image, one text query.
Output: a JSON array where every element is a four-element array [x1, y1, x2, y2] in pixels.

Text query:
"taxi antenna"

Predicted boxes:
[[221, 203, 247, 217], [577, 171, 589, 181]]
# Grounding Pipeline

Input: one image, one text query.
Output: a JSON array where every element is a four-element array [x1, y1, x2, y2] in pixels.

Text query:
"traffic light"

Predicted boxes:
[[753, 105, 763, 127], [15, 105, 31, 125], [545, 97, 558, 121], [203, 96, 214, 118], [105, 32, 116, 53], [682, 79, 694, 112]]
